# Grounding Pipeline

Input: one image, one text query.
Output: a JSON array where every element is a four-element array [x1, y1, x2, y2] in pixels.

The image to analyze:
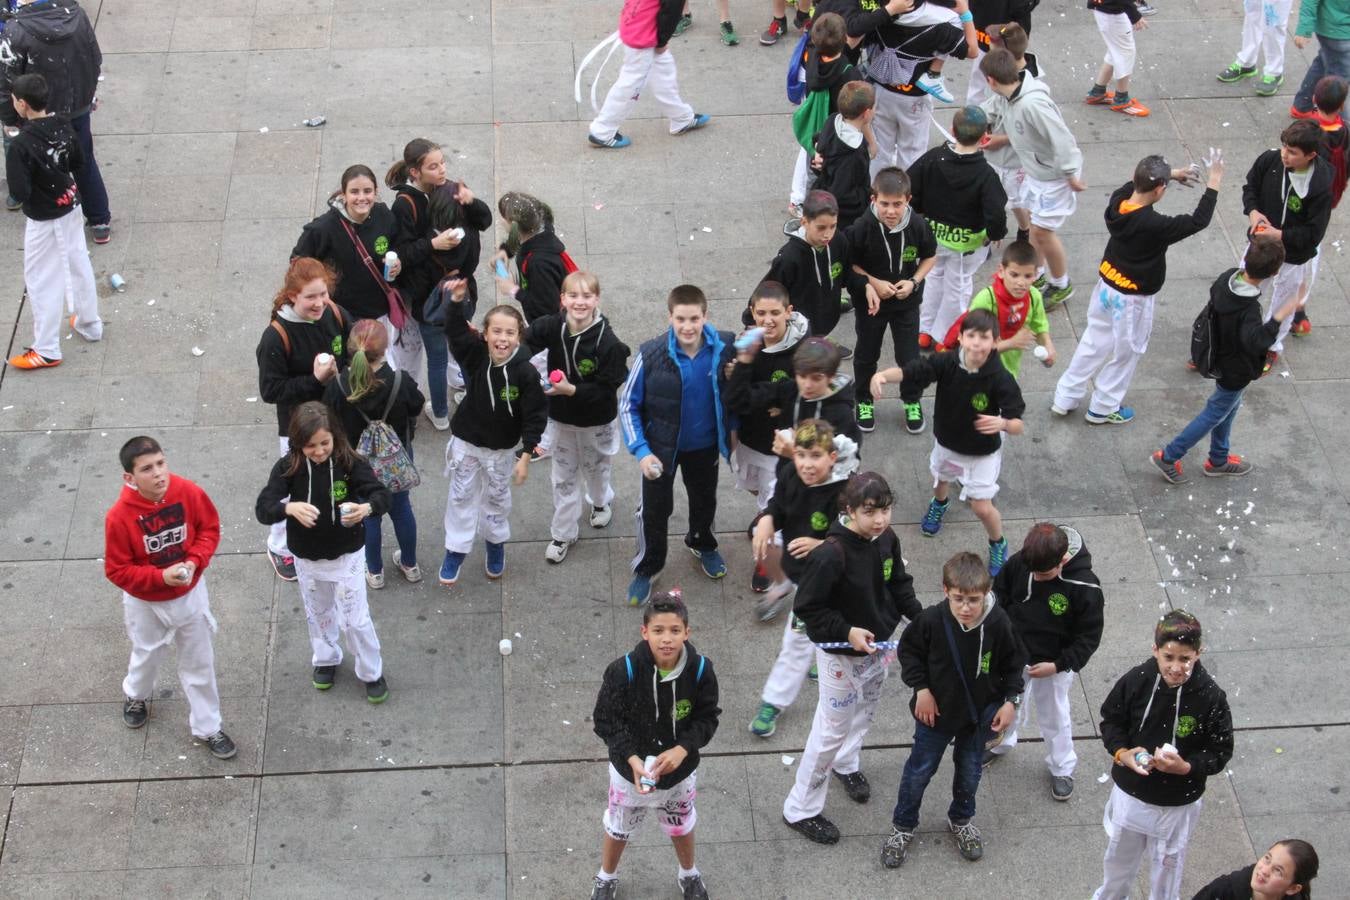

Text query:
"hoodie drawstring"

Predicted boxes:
[[304, 457, 336, 522], [1139, 673, 1183, 747]]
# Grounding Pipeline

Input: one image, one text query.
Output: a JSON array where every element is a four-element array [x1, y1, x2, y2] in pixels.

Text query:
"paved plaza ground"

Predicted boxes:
[[0, 0, 1347, 897]]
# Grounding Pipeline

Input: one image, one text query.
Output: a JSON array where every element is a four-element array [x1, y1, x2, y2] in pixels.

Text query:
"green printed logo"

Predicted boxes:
[[971, 392, 989, 412], [331, 479, 348, 502], [577, 358, 596, 376], [675, 699, 692, 721], [829, 261, 844, 281], [374, 235, 389, 256], [331, 334, 344, 356], [882, 558, 894, 581], [980, 651, 992, 675], [902, 246, 919, 262], [1048, 593, 1069, 616], [1176, 715, 1197, 739], [499, 385, 520, 402], [771, 369, 790, 382], [810, 511, 829, 532], [1287, 193, 1303, 214]]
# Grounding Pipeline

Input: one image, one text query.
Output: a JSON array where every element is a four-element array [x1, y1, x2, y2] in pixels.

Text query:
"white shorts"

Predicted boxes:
[[930, 441, 1003, 501], [1020, 175, 1078, 231], [1095, 10, 1137, 79], [733, 443, 779, 501], [992, 164, 1026, 211], [603, 764, 697, 841]]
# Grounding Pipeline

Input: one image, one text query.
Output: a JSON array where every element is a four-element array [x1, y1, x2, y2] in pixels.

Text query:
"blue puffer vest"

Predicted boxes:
[[633, 325, 735, 470]]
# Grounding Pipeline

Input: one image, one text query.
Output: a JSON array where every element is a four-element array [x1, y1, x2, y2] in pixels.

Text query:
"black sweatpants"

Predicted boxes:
[[633, 445, 720, 578], [854, 295, 922, 404]]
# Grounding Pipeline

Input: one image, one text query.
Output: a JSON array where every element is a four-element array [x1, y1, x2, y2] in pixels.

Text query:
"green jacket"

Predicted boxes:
[[1296, 0, 1350, 39]]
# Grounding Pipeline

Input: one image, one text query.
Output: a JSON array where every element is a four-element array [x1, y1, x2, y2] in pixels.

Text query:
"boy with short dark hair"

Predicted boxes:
[[726, 334, 862, 453], [4, 71, 101, 370], [1151, 236, 1296, 483], [882, 551, 1025, 868], [987, 523, 1104, 800], [104, 437, 236, 761], [942, 240, 1055, 378], [620, 286, 736, 606], [871, 308, 1026, 576], [907, 104, 1008, 351], [810, 80, 877, 230], [1052, 152, 1222, 425], [789, 13, 856, 215], [845, 166, 936, 434], [591, 592, 720, 900]]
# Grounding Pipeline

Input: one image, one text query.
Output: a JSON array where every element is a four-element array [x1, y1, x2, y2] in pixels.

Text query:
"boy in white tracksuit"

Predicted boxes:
[[1218, 0, 1294, 94], [987, 523, 1104, 800]]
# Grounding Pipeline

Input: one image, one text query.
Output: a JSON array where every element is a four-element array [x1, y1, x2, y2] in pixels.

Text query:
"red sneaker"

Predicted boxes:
[[7, 348, 60, 369], [1111, 97, 1151, 117], [1262, 350, 1278, 375], [1289, 105, 1318, 120], [1084, 91, 1115, 106], [917, 333, 933, 350], [1292, 318, 1311, 336]]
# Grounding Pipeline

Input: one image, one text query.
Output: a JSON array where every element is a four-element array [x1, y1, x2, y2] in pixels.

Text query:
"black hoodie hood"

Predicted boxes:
[[992, 526, 1104, 673], [0, 0, 102, 125]]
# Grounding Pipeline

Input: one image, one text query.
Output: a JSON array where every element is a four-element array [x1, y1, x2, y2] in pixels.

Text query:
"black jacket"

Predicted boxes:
[[993, 525, 1104, 672], [4, 114, 80, 220], [793, 520, 920, 655], [256, 304, 355, 436], [725, 366, 862, 449], [760, 464, 851, 583], [255, 454, 391, 560], [908, 144, 1008, 246], [0, 0, 100, 127], [446, 302, 548, 456], [429, 192, 493, 310], [813, 115, 872, 229], [899, 597, 1027, 735], [1241, 150, 1334, 265], [323, 365, 426, 455], [901, 350, 1026, 456], [522, 313, 631, 428], [1209, 268, 1282, 391], [844, 205, 938, 283], [765, 226, 867, 338], [511, 229, 572, 323], [1190, 864, 1310, 900], [1098, 183, 1217, 296], [804, 49, 856, 109], [292, 201, 399, 320], [390, 184, 438, 318], [1100, 659, 1234, 807], [727, 312, 810, 455], [1087, 0, 1141, 22], [593, 641, 720, 790]]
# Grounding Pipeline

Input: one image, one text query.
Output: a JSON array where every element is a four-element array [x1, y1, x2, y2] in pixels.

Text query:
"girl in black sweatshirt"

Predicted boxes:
[[438, 279, 548, 587], [255, 401, 391, 702], [1095, 611, 1234, 900], [492, 191, 575, 323], [255, 258, 354, 580], [782, 472, 920, 845], [1191, 839, 1318, 900]]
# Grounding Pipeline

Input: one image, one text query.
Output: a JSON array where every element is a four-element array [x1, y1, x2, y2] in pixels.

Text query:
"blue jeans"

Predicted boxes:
[[891, 718, 984, 830], [1163, 385, 1243, 467], [420, 317, 450, 417], [1294, 36, 1350, 111], [70, 113, 111, 225], [364, 445, 418, 573]]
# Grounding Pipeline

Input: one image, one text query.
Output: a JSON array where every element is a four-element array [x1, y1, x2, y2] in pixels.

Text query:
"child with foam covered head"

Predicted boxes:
[[1093, 610, 1234, 900]]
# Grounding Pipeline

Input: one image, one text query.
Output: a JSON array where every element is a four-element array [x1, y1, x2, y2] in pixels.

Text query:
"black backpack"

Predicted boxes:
[[1190, 299, 1221, 379]]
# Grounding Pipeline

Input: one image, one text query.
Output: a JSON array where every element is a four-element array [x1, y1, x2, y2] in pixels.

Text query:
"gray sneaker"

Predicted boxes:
[[589, 875, 618, 900], [1051, 775, 1074, 801], [679, 873, 710, 899], [881, 826, 913, 868], [948, 818, 984, 861]]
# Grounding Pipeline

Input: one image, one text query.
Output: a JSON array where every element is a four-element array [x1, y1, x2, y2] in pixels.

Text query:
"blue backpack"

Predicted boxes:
[[625, 653, 706, 684], [785, 32, 811, 105]]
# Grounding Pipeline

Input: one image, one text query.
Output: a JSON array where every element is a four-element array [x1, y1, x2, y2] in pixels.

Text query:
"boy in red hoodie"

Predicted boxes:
[[104, 436, 236, 760]]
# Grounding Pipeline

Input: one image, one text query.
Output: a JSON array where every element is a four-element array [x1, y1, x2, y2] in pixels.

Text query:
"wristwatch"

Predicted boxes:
[[1006, 694, 1023, 709]]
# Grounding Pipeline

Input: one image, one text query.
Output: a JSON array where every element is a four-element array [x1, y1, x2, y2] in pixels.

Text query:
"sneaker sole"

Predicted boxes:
[[905, 422, 926, 434], [748, 721, 777, 738], [367, 691, 390, 704], [1052, 789, 1073, 801], [857, 422, 875, 433], [209, 746, 238, 760], [1203, 467, 1251, 477], [313, 681, 334, 690], [1050, 405, 1070, 416], [783, 816, 840, 845], [1217, 71, 1257, 82], [1084, 413, 1131, 425], [123, 715, 147, 729], [485, 565, 505, 580]]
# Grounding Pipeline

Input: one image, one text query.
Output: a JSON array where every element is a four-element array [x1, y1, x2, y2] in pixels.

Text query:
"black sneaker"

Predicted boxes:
[[833, 770, 871, 803], [203, 731, 238, 760], [751, 561, 771, 593], [856, 400, 875, 433], [313, 665, 337, 690], [835, 344, 853, 361], [268, 548, 298, 581], [589, 876, 619, 900], [1051, 775, 1074, 801], [839, 296, 854, 314], [679, 872, 710, 899], [784, 813, 840, 844], [904, 402, 926, 434], [366, 675, 390, 704], [881, 826, 914, 868], [981, 747, 1000, 767], [948, 818, 984, 861], [122, 697, 148, 729]]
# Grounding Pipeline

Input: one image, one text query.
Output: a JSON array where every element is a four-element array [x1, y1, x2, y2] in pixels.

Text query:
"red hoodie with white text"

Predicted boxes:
[[104, 476, 221, 602]]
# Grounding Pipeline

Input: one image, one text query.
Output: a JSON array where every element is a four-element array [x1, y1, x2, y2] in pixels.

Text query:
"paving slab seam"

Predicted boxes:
[[0, 785, 13, 869]]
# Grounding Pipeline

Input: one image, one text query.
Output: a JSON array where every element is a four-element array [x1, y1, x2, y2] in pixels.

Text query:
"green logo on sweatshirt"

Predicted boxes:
[[810, 511, 830, 533], [771, 369, 790, 382], [1048, 593, 1069, 616], [829, 261, 844, 281], [980, 651, 992, 675], [331, 479, 348, 502], [1287, 193, 1303, 214], [577, 358, 596, 376], [903, 245, 918, 263], [1176, 715, 1197, 739], [374, 235, 389, 256], [882, 558, 894, 581], [971, 392, 989, 412], [331, 334, 344, 356], [675, 699, 692, 721], [499, 385, 520, 402]]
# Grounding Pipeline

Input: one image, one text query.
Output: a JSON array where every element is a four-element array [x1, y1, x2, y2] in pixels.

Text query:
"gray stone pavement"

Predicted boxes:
[[0, 0, 1346, 897]]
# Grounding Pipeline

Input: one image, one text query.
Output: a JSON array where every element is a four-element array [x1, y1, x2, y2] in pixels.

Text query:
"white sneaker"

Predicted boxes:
[[366, 570, 385, 590], [590, 505, 613, 528], [424, 400, 450, 431], [452, 390, 466, 406], [1050, 403, 1070, 417], [544, 539, 573, 564], [755, 579, 795, 621], [393, 549, 422, 583], [915, 71, 954, 103]]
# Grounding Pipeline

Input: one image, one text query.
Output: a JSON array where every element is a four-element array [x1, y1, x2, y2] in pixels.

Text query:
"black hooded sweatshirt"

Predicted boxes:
[[1208, 268, 1283, 390], [522, 313, 631, 428], [0, 0, 101, 127], [1098, 183, 1217, 296], [1190, 864, 1311, 900], [844, 204, 937, 284], [993, 525, 1104, 673], [255, 453, 391, 560], [256, 303, 355, 436], [1241, 150, 1333, 266], [899, 596, 1026, 736], [389, 184, 441, 318], [759, 461, 853, 583], [907, 143, 1009, 248], [725, 367, 862, 449], [765, 225, 868, 337], [813, 114, 872, 229], [1086, 0, 1142, 22], [793, 520, 920, 655], [512, 229, 572, 323], [593, 641, 720, 791], [804, 49, 856, 110], [446, 302, 548, 456], [901, 350, 1026, 456], [4, 115, 81, 220], [727, 311, 810, 455], [1100, 659, 1234, 807], [323, 365, 426, 454], [292, 200, 400, 320]]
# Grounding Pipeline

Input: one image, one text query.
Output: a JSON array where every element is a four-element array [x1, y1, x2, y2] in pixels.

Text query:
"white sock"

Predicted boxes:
[[1047, 272, 1068, 289], [596, 869, 618, 882], [678, 866, 700, 880]]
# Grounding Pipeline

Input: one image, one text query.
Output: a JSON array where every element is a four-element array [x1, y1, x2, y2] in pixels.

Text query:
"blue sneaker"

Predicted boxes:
[[1084, 406, 1135, 425], [674, 113, 711, 135], [484, 541, 505, 579], [988, 537, 1009, 577], [627, 572, 656, 607], [920, 498, 949, 536], [587, 132, 631, 149], [439, 550, 466, 586], [689, 545, 727, 578]]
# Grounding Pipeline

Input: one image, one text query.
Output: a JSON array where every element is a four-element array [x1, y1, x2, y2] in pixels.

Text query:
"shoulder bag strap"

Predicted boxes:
[[379, 369, 402, 422], [269, 318, 291, 356], [338, 217, 396, 295], [941, 615, 981, 724]]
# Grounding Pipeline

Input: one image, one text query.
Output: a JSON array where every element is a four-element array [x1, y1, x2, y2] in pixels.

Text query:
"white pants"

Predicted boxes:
[[1095, 10, 1137, 80], [989, 668, 1077, 776], [385, 317, 425, 394], [604, 765, 698, 840], [783, 648, 890, 821], [870, 87, 933, 179], [1093, 786, 1202, 900], [25, 210, 101, 360], [920, 244, 989, 341], [1264, 256, 1318, 352], [1053, 279, 1156, 414], [790, 146, 812, 208], [761, 615, 816, 709], [268, 437, 291, 556], [294, 550, 383, 682], [443, 437, 514, 553], [992, 164, 1026, 213], [589, 45, 695, 141], [732, 443, 778, 512], [122, 581, 222, 739], [966, 47, 992, 106], [550, 420, 618, 543], [1236, 0, 1292, 76]]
